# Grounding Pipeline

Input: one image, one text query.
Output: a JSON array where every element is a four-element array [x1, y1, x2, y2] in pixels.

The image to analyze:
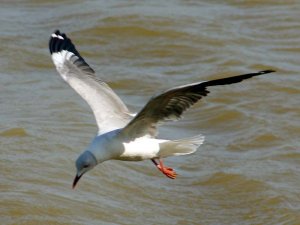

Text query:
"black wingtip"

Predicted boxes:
[[203, 69, 275, 87], [49, 30, 83, 61], [258, 69, 276, 74], [49, 30, 70, 55], [54, 29, 60, 35], [49, 30, 95, 74]]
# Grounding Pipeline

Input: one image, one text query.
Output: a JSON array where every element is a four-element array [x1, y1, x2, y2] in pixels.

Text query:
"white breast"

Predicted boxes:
[[120, 137, 167, 161]]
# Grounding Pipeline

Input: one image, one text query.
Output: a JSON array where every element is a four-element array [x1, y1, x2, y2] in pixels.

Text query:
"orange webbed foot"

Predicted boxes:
[[158, 165, 177, 179], [151, 159, 177, 179]]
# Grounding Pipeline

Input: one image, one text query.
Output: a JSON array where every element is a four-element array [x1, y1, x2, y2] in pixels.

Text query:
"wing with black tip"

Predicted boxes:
[[49, 30, 132, 134]]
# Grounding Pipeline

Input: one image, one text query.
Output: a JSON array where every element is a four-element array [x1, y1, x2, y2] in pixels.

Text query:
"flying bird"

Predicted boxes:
[[49, 30, 275, 188]]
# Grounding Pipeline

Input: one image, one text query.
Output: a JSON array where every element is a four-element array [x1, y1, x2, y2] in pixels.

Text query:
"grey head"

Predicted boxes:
[[73, 151, 97, 189]]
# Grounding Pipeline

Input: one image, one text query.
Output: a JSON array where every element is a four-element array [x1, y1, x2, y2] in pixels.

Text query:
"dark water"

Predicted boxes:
[[1, 1, 300, 224]]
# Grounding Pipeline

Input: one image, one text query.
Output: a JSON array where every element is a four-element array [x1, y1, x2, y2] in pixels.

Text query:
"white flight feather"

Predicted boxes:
[[51, 48, 132, 134]]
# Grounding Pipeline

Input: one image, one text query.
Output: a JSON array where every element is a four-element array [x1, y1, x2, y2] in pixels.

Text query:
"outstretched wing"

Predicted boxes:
[[49, 30, 132, 134], [119, 70, 275, 139]]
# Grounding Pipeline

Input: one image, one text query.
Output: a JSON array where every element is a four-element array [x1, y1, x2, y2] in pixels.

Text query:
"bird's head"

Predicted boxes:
[[72, 151, 97, 189]]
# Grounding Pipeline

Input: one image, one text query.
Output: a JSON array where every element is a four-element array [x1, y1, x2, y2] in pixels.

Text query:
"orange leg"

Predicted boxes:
[[151, 159, 177, 179]]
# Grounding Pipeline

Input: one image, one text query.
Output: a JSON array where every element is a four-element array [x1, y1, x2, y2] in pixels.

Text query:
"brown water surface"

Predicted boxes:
[[1, 1, 300, 225]]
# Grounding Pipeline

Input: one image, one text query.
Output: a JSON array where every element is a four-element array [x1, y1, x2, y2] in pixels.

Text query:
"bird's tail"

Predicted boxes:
[[158, 134, 205, 158]]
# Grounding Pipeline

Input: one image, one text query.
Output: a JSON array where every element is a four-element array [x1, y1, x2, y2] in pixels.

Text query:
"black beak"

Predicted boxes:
[[72, 173, 82, 189]]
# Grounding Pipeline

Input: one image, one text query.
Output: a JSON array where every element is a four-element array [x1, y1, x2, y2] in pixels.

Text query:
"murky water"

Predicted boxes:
[[1, 1, 300, 224]]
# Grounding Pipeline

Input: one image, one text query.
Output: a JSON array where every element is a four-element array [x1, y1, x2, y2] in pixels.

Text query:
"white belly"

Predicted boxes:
[[118, 137, 168, 161]]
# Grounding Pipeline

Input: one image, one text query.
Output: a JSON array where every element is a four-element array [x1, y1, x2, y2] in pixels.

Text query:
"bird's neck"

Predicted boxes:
[[88, 130, 124, 164]]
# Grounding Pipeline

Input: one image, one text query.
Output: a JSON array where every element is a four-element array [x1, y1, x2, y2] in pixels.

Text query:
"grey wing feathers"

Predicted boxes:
[[120, 70, 275, 139], [49, 30, 132, 134]]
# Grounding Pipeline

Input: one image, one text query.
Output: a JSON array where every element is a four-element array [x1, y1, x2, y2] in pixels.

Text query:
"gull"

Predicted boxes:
[[49, 30, 275, 188]]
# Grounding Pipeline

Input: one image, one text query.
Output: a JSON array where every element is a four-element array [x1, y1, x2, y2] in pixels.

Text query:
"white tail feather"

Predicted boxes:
[[158, 134, 205, 158]]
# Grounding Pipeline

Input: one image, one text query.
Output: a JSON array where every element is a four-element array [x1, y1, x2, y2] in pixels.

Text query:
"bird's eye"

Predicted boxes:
[[83, 164, 89, 168]]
